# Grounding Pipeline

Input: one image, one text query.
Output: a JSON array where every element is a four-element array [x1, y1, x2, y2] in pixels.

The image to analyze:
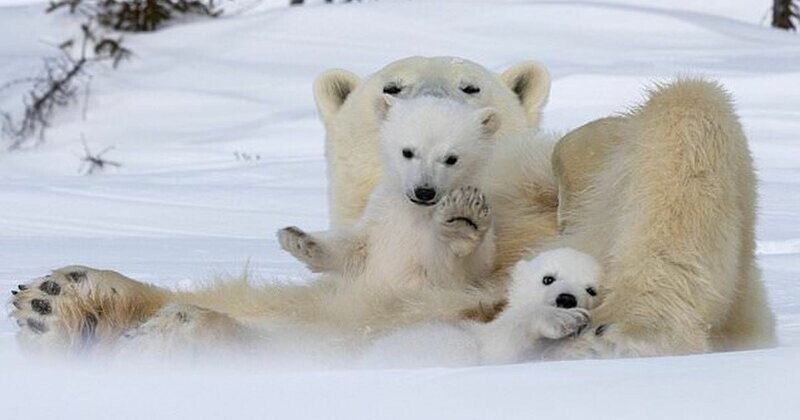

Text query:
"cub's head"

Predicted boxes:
[[508, 248, 602, 311], [376, 96, 499, 206]]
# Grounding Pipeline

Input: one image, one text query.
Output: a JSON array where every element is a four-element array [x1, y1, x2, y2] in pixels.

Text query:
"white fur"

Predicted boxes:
[[314, 57, 551, 228], [361, 248, 602, 367], [278, 96, 499, 307], [10, 60, 774, 361]]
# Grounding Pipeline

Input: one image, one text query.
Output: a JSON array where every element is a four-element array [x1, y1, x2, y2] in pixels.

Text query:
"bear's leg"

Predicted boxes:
[[116, 303, 255, 359], [10, 266, 171, 355], [434, 186, 492, 257], [551, 117, 625, 234], [277, 226, 330, 272], [548, 79, 775, 358], [277, 226, 366, 274], [713, 264, 777, 350]]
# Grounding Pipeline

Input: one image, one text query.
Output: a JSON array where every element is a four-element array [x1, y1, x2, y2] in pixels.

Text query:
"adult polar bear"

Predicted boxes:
[[314, 56, 775, 356], [10, 57, 774, 358]]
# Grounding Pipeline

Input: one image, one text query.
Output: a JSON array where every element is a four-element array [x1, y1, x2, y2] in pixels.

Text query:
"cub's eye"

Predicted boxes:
[[383, 84, 403, 95], [586, 287, 597, 297], [444, 155, 458, 166], [542, 275, 556, 286], [402, 149, 414, 159], [461, 85, 480, 94]]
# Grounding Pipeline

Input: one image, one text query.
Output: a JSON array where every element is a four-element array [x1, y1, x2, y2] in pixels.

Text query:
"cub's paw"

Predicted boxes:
[[542, 323, 677, 360], [9, 267, 102, 353], [434, 186, 491, 256], [277, 226, 327, 272], [537, 307, 590, 340]]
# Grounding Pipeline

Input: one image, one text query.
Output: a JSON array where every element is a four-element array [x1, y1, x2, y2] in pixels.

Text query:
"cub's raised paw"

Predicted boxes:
[[9, 266, 165, 355], [434, 186, 491, 256], [537, 307, 590, 340], [277, 226, 327, 271]]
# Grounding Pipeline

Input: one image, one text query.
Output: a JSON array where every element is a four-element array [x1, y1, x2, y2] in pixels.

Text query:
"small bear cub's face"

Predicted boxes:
[[376, 95, 499, 206], [508, 248, 602, 311]]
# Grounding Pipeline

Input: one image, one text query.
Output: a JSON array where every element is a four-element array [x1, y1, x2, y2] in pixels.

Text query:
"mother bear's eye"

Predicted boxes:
[[460, 84, 480, 95], [586, 287, 597, 296], [542, 275, 556, 286], [383, 84, 403, 95]]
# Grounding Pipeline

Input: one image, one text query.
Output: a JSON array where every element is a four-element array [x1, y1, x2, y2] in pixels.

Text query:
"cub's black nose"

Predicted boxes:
[[414, 187, 437, 202], [556, 293, 577, 309]]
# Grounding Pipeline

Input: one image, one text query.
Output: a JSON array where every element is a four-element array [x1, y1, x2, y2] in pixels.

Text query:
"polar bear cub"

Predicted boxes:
[[477, 247, 601, 364], [360, 248, 602, 367], [277, 95, 499, 291]]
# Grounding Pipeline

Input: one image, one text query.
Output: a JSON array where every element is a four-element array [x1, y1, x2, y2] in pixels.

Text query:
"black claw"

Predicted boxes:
[[446, 216, 479, 230], [39, 280, 61, 296], [26, 318, 48, 334], [31, 299, 52, 315], [595, 324, 609, 336], [176, 311, 190, 323], [11, 290, 17, 295], [18, 284, 27, 290], [66, 271, 87, 283]]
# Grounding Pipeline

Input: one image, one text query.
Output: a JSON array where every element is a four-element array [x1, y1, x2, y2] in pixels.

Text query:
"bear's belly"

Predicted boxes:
[[361, 219, 434, 290]]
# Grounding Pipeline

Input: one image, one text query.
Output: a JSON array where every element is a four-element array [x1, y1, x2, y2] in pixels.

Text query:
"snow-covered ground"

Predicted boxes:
[[1, 0, 799, 418]]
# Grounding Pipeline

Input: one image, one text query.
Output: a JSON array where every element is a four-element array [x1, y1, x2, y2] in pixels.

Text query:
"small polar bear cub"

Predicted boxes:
[[277, 95, 500, 290], [359, 248, 602, 367], [477, 247, 601, 364]]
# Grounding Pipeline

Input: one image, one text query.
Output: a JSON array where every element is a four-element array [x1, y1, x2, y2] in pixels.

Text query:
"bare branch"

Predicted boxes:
[[79, 138, 122, 175]]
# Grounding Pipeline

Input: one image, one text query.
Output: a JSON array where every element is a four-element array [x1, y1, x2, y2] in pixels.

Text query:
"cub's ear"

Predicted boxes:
[[313, 69, 361, 123], [501, 61, 551, 123], [476, 107, 500, 138], [375, 93, 395, 121]]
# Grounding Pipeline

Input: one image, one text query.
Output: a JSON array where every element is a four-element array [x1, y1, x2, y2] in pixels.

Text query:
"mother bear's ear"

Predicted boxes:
[[501, 61, 551, 124], [313, 69, 361, 124]]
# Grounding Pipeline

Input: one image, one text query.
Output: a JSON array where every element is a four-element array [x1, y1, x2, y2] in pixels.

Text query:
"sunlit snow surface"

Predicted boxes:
[[0, 1, 799, 418]]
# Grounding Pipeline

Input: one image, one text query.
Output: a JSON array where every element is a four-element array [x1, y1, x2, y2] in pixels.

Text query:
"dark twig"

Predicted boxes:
[[79, 138, 121, 174], [1, 21, 131, 149]]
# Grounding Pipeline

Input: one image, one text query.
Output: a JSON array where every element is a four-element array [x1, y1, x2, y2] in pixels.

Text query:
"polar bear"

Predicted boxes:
[[312, 58, 776, 357], [359, 248, 602, 368], [315, 57, 558, 272], [277, 95, 499, 295], [9, 57, 775, 360]]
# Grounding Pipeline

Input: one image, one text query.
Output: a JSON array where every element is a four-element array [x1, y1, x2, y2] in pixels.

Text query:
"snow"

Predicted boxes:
[[1, 0, 799, 418]]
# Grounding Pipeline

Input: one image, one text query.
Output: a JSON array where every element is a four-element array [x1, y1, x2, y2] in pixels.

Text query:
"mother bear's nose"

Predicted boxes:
[[556, 293, 577, 309]]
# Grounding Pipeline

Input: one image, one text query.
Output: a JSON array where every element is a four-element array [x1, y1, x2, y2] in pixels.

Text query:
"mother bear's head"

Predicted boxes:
[[313, 56, 551, 226]]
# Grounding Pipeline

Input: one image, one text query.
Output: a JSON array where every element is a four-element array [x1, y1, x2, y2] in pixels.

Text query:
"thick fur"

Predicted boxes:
[[546, 79, 775, 357], [9, 58, 775, 359], [477, 248, 601, 364], [277, 96, 500, 316], [360, 248, 602, 367], [314, 57, 558, 273]]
